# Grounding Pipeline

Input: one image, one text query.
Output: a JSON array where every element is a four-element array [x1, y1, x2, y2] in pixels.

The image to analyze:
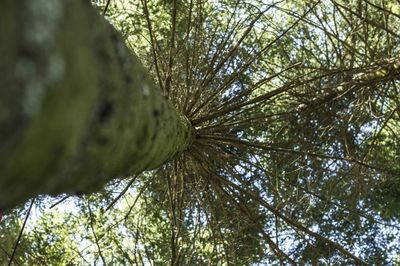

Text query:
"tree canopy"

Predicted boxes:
[[1, 0, 400, 265]]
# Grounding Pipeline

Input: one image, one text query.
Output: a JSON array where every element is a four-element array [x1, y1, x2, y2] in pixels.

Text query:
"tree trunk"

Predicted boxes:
[[0, 0, 193, 210]]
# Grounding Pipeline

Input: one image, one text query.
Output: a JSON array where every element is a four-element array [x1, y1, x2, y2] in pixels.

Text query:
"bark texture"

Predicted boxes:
[[0, 0, 192, 210]]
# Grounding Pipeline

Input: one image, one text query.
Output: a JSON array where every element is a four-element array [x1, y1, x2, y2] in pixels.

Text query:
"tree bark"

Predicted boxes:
[[0, 0, 193, 210]]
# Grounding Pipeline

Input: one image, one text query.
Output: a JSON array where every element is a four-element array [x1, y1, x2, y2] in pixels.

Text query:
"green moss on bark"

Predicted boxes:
[[0, 0, 192, 210]]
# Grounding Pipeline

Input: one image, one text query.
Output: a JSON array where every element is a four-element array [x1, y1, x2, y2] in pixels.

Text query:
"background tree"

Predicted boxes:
[[1, 0, 400, 265]]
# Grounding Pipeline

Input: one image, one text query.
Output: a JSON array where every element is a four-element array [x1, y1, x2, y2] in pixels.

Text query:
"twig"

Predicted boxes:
[[102, 0, 111, 16], [87, 202, 107, 265], [8, 198, 35, 266], [106, 176, 138, 212], [50, 195, 70, 209]]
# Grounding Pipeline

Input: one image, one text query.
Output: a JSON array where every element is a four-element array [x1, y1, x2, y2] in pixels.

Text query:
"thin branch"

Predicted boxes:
[[165, 0, 178, 96], [141, 0, 165, 92], [106, 175, 139, 212], [87, 202, 107, 265], [102, 0, 111, 16], [50, 195, 70, 209], [8, 198, 35, 266]]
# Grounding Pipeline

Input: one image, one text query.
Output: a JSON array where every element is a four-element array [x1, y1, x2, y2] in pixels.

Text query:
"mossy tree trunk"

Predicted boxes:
[[0, 0, 192, 210]]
